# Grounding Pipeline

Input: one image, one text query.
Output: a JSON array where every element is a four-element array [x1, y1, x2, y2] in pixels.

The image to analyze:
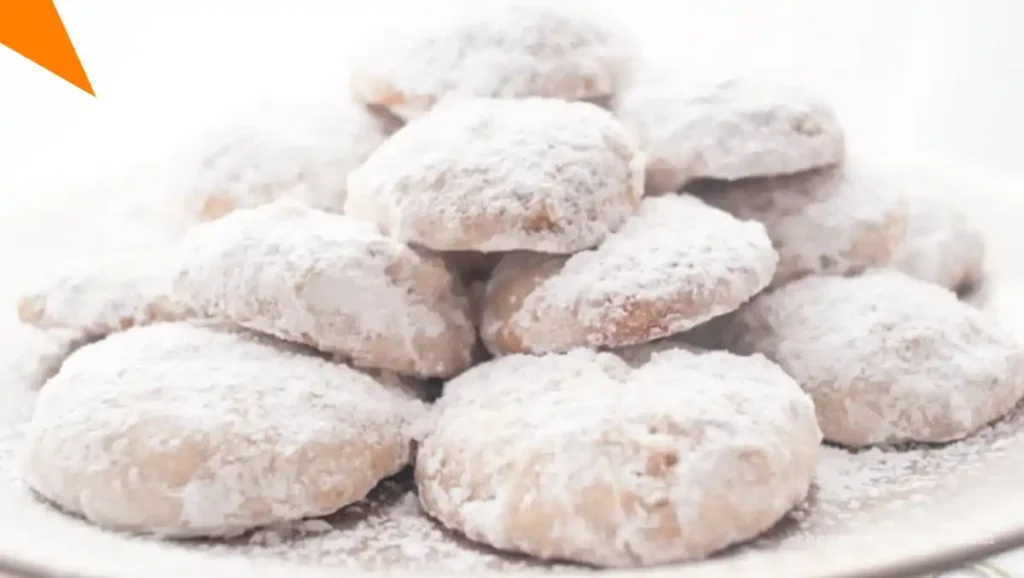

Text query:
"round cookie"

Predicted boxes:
[[893, 194, 986, 295], [170, 97, 396, 224], [480, 194, 777, 355], [22, 322, 426, 537], [615, 78, 845, 194], [172, 200, 475, 378], [17, 256, 192, 338], [714, 270, 1024, 447], [345, 97, 645, 254], [415, 347, 821, 567], [349, 3, 634, 121], [689, 163, 908, 287], [0, 324, 90, 390]]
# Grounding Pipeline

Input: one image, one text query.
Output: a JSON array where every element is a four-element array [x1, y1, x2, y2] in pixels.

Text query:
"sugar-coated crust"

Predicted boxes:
[[691, 162, 908, 287], [172, 201, 476, 378], [480, 194, 778, 355], [345, 98, 646, 254], [716, 271, 1024, 447], [416, 347, 821, 566], [350, 3, 635, 120], [616, 78, 845, 193], [23, 322, 426, 537]]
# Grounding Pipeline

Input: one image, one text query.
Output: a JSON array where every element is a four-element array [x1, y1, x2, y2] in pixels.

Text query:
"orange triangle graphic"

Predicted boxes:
[[0, 0, 95, 96]]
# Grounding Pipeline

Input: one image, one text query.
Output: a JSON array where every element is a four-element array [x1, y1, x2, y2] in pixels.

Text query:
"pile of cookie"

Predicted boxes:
[[12, 3, 1022, 569]]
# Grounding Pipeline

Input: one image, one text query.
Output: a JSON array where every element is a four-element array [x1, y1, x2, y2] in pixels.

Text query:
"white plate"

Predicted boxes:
[[2, 150, 1024, 578]]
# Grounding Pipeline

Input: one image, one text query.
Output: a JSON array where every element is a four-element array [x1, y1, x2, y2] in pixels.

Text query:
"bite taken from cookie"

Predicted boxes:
[[480, 194, 778, 355], [345, 97, 645, 255]]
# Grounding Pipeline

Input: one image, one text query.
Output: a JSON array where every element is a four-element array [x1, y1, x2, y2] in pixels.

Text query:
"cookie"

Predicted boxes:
[[713, 270, 1024, 447], [415, 347, 821, 566], [172, 200, 475, 378], [345, 97, 645, 254], [480, 194, 777, 355], [350, 3, 634, 120], [171, 97, 396, 225], [893, 194, 986, 295], [0, 324, 91, 390], [22, 322, 426, 536], [16, 257, 192, 338], [689, 163, 908, 287], [615, 78, 845, 193]]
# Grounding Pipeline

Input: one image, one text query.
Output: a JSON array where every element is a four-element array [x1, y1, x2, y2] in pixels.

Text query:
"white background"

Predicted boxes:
[[2, 0, 1024, 197], [1, 2, 1023, 575]]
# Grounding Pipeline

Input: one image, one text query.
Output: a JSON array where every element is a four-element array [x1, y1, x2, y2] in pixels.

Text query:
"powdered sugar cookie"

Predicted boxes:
[[173, 200, 475, 378], [480, 194, 777, 355], [350, 3, 634, 121], [416, 347, 820, 566], [0, 324, 90, 390], [16, 257, 192, 338], [893, 194, 986, 294], [616, 78, 845, 193], [345, 98, 645, 254], [22, 322, 426, 536], [171, 98, 395, 225], [714, 271, 1024, 447], [690, 163, 908, 286]]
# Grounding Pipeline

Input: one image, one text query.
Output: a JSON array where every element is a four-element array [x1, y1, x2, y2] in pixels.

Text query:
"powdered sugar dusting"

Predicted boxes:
[[713, 270, 1024, 447], [480, 194, 777, 354], [166, 96, 396, 227], [4, 312, 1024, 572], [893, 192, 986, 293], [172, 200, 476, 378], [16, 254, 193, 337], [615, 77, 845, 193], [416, 348, 821, 567], [689, 160, 909, 287], [345, 97, 645, 254], [349, 2, 636, 120], [22, 322, 427, 537]]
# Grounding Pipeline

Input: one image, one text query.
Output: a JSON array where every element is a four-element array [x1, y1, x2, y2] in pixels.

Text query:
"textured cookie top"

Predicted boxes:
[[481, 194, 777, 353], [345, 97, 645, 254], [170, 98, 395, 224], [417, 347, 820, 566], [16, 256, 191, 338], [691, 163, 908, 286], [716, 271, 1024, 446], [173, 201, 475, 378], [24, 322, 425, 536], [350, 3, 635, 120], [616, 78, 845, 193]]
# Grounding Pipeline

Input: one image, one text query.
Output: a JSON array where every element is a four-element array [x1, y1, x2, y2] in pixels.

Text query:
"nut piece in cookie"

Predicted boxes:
[[346, 97, 646, 254], [172, 200, 475, 379], [481, 194, 778, 355], [350, 3, 636, 120], [690, 161, 908, 287], [713, 270, 1024, 447], [416, 347, 820, 566]]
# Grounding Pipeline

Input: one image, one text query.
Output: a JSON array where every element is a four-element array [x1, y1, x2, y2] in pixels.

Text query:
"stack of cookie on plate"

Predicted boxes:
[[11, 2, 1023, 569]]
